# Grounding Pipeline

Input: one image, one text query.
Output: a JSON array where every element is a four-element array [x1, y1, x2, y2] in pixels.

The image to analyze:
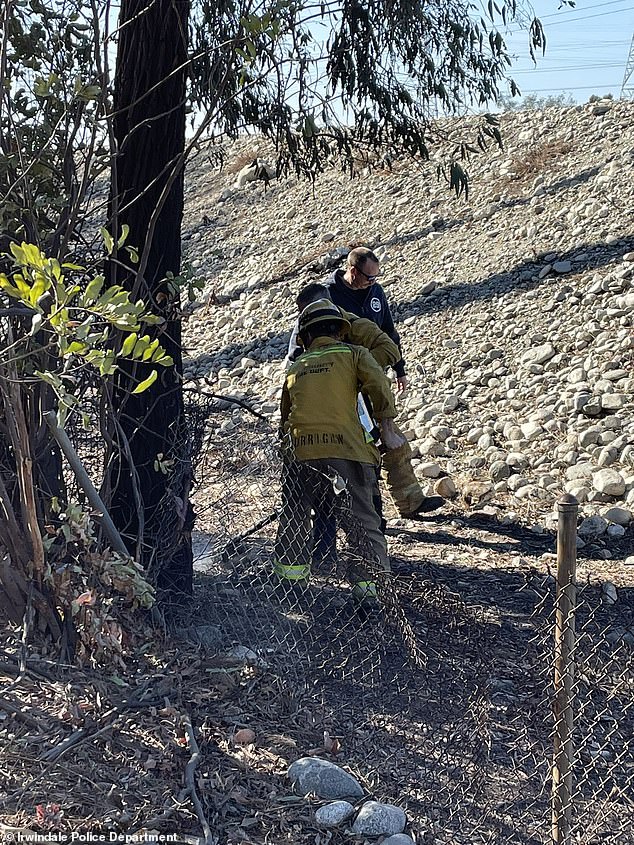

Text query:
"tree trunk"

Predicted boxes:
[[107, 0, 193, 603]]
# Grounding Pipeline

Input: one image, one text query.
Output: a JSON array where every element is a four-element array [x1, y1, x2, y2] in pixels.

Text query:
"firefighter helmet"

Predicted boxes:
[[298, 299, 351, 334]]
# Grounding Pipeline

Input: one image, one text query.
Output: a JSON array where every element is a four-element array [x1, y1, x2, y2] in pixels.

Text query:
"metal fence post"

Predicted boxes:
[[43, 410, 130, 559], [552, 493, 578, 845]]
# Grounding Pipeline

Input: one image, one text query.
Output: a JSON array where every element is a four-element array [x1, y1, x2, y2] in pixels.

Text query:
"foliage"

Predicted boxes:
[[165, 262, 206, 304], [189, 0, 551, 193], [497, 91, 576, 111], [44, 500, 155, 667], [0, 0, 107, 250], [0, 242, 174, 424], [0, 241, 165, 659]]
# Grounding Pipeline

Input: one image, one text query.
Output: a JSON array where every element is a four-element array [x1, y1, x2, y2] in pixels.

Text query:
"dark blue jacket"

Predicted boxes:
[[325, 269, 406, 377]]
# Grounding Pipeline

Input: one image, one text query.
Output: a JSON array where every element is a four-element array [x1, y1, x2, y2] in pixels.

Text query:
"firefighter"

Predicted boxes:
[[289, 282, 445, 519], [274, 299, 403, 608]]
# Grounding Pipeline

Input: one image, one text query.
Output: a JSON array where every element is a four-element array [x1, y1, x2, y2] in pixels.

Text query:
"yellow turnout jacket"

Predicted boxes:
[[280, 336, 397, 465], [342, 310, 400, 369]]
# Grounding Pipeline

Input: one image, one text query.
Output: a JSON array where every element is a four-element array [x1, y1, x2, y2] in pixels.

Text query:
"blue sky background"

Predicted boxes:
[[502, 0, 633, 101]]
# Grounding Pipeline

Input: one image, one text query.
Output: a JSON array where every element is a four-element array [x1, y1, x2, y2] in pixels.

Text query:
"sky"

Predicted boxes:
[[501, 0, 634, 102]]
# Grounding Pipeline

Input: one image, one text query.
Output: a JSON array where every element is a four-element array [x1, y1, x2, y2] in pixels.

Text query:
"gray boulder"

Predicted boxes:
[[352, 801, 406, 836], [288, 758, 364, 800], [577, 515, 608, 539], [314, 801, 355, 828], [593, 468, 626, 497]]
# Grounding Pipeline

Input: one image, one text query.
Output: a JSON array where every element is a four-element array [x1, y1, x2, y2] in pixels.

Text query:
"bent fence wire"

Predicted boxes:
[[182, 398, 634, 844]]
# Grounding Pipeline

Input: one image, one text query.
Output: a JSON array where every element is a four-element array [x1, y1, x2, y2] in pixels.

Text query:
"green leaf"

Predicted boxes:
[[141, 339, 160, 361], [117, 224, 130, 248], [121, 332, 138, 357], [99, 351, 117, 375], [82, 274, 105, 306], [125, 246, 139, 264], [0, 273, 25, 301], [100, 227, 114, 255], [132, 369, 158, 394]]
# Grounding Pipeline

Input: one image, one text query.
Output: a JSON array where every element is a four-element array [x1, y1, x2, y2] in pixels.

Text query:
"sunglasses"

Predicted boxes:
[[353, 265, 380, 283]]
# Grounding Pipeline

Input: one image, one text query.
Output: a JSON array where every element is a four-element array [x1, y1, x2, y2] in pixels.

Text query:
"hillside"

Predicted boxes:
[[2, 99, 633, 845], [182, 98, 633, 563]]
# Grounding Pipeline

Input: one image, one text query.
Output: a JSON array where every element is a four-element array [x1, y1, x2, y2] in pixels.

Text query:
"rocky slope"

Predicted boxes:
[[181, 97, 634, 559]]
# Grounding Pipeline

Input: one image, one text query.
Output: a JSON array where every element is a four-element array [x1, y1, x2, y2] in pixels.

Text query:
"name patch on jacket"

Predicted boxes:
[[294, 433, 345, 447], [296, 363, 332, 378]]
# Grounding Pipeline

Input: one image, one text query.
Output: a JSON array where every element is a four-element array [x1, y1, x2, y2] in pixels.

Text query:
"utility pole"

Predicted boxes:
[[621, 34, 634, 99]]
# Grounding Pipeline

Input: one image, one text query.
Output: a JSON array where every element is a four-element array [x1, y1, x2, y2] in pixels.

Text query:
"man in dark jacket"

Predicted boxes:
[[324, 248, 444, 517], [325, 246, 407, 393]]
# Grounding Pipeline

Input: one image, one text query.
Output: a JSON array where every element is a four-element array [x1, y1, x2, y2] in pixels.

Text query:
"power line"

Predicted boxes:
[[514, 83, 620, 92], [511, 63, 625, 73], [505, 5, 634, 33], [534, 0, 633, 21], [536, 41, 631, 50]]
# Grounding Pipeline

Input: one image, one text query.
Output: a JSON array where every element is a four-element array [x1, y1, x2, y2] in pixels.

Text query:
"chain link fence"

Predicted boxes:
[[183, 397, 634, 844], [9, 366, 631, 844]]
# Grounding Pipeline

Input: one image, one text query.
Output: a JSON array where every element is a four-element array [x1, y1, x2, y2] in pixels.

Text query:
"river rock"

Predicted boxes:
[[577, 515, 608, 539], [314, 801, 355, 828], [602, 506, 632, 525], [288, 758, 364, 800], [435, 476, 457, 497], [593, 468, 626, 497], [352, 801, 406, 836]]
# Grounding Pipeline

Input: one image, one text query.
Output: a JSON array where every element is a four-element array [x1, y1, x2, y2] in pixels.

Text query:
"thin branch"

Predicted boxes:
[[0, 695, 49, 730], [181, 712, 215, 845]]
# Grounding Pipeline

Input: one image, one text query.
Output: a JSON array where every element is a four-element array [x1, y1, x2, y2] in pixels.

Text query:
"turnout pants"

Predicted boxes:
[[381, 428, 426, 516], [274, 458, 390, 585]]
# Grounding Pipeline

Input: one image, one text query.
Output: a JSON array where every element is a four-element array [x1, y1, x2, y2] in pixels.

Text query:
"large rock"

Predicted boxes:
[[435, 476, 457, 498], [602, 506, 632, 526], [593, 468, 626, 497], [522, 342, 556, 365], [381, 836, 415, 845], [352, 801, 406, 836], [577, 515, 608, 539], [288, 758, 364, 800]]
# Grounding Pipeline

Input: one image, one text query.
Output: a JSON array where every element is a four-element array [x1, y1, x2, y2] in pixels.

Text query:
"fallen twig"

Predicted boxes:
[[0, 695, 49, 730], [196, 383, 269, 421], [39, 695, 166, 763], [181, 712, 215, 845]]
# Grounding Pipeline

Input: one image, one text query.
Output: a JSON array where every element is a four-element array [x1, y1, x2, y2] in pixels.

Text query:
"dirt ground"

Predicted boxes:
[[1, 502, 633, 845]]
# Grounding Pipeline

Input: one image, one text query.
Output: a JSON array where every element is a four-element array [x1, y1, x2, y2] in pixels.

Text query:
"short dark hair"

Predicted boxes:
[[296, 282, 330, 311], [347, 246, 379, 272]]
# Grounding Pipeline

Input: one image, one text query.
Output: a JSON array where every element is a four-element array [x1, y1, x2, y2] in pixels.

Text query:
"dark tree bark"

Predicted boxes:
[[108, 0, 193, 602]]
